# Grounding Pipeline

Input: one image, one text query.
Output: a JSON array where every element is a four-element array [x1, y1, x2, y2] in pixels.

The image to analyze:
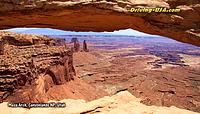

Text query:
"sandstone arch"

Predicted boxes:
[[0, 0, 200, 46]]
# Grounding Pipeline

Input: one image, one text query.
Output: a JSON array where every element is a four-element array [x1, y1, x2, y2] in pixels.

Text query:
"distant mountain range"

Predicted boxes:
[[5, 28, 157, 37], [2, 27, 183, 44]]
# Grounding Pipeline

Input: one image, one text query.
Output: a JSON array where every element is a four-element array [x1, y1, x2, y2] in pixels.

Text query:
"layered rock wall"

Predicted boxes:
[[0, 31, 75, 102]]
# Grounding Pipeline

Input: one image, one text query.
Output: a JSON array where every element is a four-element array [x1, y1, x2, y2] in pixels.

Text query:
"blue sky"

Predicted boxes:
[[4, 28, 157, 36]]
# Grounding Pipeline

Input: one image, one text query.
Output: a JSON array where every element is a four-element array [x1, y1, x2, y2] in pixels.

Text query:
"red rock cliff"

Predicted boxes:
[[0, 31, 76, 103]]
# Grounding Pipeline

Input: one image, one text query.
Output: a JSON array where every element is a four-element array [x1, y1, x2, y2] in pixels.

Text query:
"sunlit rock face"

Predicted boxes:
[[0, 91, 199, 114], [0, 0, 200, 46]]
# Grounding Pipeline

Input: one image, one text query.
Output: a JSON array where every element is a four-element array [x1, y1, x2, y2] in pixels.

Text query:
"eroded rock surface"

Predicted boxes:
[[0, 31, 76, 102], [0, 0, 200, 46], [71, 36, 200, 112], [70, 37, 80, 52], [0, 91, 198, 114]]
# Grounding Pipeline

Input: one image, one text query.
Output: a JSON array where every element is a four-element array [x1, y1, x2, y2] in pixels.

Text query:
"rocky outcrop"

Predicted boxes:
[[73, 40, 80, 52], [0, 0, 200, 46], [70, 38, 79, 44], [0, 91, 198, 114], [0, 31, 64, 46], [70, 38, 89, 52], [83, 40, 89, 52], [0, 31, 76, 103], [70, 38, 80, 52]]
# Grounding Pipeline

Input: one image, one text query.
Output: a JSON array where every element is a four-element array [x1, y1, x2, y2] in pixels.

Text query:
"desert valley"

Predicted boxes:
[[0, 31, 200, 114], [62, 35, 200, 112]]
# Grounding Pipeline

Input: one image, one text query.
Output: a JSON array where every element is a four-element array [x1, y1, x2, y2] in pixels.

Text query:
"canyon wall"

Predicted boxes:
[[0, 0, 200, 46], [0, 31, 76, 103]]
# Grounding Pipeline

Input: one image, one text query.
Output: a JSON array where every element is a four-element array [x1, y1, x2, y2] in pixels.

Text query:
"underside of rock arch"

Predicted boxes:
[[0, 0, 200, 46]]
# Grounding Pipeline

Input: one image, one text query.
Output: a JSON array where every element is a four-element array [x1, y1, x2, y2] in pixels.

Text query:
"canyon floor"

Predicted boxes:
[[69, 35, 200, 112]]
